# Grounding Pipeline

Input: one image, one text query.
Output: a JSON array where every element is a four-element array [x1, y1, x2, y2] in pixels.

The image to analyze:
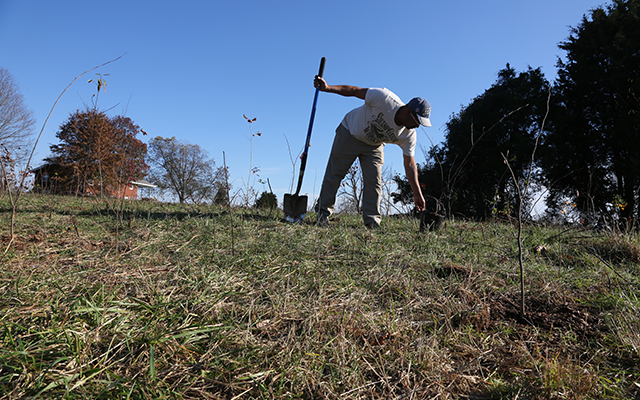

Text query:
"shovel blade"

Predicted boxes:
[[283, 194, 308, 222]]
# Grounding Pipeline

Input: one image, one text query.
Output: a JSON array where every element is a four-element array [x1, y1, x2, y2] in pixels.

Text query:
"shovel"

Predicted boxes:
[[283, 57, 326, 222]]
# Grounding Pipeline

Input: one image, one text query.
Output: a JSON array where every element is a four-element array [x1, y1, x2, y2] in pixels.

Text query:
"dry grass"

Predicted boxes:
[[1, 193, 639, 399]]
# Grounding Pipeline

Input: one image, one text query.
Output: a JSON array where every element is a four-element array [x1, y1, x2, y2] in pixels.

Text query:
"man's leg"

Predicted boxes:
[[359, 145, 384, 227], [315, 125, 359, 219]]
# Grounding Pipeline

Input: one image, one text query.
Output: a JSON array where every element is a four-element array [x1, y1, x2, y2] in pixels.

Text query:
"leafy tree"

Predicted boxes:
[[255, 191, 277, 209], [0, 67, 35, 163], [213, 164, 231, 206], [147, 136, 219, 204], [110, 116, 149, 184], [394, 65, 550, 219], [46, 109, 148, 195], [540, 0, 640, 225]]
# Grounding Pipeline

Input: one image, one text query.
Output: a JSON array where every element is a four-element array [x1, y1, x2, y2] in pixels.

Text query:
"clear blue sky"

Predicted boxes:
[[1, 0, 604, 205]]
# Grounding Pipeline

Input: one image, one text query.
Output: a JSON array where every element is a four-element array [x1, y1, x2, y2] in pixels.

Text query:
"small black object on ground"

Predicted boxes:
[[420, 211, 444, 232]]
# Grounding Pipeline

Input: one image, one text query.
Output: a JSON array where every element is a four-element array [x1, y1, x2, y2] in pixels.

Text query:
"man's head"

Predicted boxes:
[[406, 97, 432, 127]]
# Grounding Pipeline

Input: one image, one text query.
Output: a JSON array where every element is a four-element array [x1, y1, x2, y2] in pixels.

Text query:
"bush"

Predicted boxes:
[[255, 191, 277, 209]]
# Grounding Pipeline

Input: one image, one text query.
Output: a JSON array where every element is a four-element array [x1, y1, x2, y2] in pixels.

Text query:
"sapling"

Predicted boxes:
[[500, 87, 552, 317], [242, 114, 262, 207], [3, 55, 124, 252]]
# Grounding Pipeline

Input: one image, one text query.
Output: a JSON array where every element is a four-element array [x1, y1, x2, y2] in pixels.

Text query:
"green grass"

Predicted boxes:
[[1, 193, 639, 399]]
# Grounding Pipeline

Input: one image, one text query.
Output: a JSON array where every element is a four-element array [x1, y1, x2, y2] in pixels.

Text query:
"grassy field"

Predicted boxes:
[[1, 193, 639, 399]]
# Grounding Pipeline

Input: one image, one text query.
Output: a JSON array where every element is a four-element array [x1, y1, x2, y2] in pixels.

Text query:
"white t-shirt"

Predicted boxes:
[[340, 88, 416, 157]]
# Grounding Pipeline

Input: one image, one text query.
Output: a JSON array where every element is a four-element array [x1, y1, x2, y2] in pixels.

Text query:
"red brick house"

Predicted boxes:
[[31, 163, 156, 199]]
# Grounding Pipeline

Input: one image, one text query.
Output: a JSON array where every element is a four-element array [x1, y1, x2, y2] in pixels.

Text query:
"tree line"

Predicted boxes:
[[41, 112, 230, 205], [394, 0, 640, 227], [2, 1, 638, 220]]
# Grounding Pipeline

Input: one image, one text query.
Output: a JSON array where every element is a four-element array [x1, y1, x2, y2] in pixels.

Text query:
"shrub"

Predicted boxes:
[[255, 191, 277, 209]]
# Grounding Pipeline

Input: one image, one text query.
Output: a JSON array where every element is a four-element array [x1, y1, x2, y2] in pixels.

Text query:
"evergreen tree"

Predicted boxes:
[[394, 65, 550, 219], [540, 0, 640, 225]]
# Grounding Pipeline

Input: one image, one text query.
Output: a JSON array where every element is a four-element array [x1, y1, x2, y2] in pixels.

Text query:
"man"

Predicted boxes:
[[313, 75, 431, 228]]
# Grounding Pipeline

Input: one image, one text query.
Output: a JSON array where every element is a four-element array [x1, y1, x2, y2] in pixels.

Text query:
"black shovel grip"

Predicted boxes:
[[317, 57, 326, 78]]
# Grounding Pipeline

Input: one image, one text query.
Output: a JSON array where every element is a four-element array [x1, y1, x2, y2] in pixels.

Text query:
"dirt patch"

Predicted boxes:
[[426, 263, 608, 339], [432, 263, 471, 279], [1, 232, 47, 251], [487, 295, 606, 340]]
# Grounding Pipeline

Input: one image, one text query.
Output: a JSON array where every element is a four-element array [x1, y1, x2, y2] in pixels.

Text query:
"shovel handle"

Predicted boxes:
[[294, 57, 326, 196]]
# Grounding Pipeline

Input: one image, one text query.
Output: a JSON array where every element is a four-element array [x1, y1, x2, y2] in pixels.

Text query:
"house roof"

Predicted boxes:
[[131, 180, 157, 188], [30, 163, 56, 173]]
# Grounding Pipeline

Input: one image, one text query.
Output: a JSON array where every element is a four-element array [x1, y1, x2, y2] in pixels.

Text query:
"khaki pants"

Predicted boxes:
[[315, 124, 384, 226]]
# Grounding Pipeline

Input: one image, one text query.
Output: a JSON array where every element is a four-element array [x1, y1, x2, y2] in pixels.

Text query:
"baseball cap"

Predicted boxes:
[[406, 97, 432, 127]]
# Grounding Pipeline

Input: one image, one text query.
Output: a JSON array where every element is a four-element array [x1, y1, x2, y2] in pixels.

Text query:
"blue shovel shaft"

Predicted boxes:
[[294, 86, 320, 196], [293, 57, 326, 196]]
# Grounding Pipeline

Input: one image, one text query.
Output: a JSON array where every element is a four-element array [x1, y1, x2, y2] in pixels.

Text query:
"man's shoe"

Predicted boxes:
[[365, 222, 380, 230], [315, 214, 329, 227]]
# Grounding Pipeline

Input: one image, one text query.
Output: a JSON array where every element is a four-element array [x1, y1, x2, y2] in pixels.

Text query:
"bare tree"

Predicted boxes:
[[380, 165, 398, 216], [147, 136, 218, 204], [337, 161, 363, 214], [0, 67, 35, 166], [336, 162, 398, 216]]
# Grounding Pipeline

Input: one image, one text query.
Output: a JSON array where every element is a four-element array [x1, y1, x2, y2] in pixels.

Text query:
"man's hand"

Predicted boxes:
[[414, 192, 426, 212], [314, 76, 328, 91]]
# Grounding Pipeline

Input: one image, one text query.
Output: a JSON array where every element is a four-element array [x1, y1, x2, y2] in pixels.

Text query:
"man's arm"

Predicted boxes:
[[314, 76, 367, 100], [403, 154, 426, 211]]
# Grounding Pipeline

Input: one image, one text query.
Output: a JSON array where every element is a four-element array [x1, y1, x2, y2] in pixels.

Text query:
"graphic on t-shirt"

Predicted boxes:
[[364, 113, 397, 145]]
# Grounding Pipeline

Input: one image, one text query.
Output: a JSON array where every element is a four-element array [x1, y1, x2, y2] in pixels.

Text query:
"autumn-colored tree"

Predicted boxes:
[[110, 115, 149, 188], [46, 109, 148, 195]]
